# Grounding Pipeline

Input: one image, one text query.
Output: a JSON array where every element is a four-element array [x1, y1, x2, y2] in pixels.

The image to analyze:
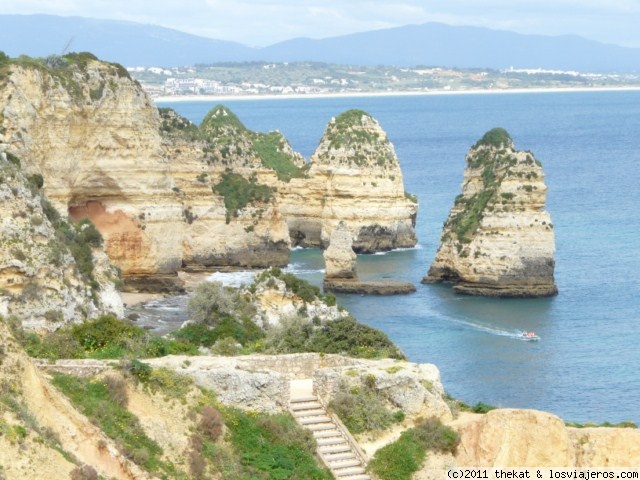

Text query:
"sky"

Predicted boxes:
[[2, 0, 640, 48]]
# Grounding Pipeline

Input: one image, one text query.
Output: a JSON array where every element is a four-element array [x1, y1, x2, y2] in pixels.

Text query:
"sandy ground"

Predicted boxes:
[[152, 86, 640, 103]]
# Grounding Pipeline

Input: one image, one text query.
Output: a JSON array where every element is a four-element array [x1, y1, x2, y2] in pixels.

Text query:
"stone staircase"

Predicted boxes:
[[290, 394, 371, 480]]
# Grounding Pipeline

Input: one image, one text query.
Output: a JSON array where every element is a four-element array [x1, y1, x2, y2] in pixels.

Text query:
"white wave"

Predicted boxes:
[[284, 262, 325, 275], [206, 270, 257, 287], [371, 244, 424, 256]]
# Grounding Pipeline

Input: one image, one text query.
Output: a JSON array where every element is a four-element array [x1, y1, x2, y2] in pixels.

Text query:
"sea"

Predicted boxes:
[[157, 90, 640, 425]]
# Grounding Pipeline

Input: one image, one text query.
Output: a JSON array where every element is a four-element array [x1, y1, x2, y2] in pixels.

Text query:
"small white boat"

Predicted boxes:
[[521, 331, 540, 341]]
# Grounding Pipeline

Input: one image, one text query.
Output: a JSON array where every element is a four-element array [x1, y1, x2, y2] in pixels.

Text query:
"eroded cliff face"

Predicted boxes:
[[281, 109, 418, 252], [0, 56, 184, 287], [415, 409, 640, 474], [0, 153, 122, 329], [0, 56, 418, 289], [424, 128, 557, 297], [0, 57, 292, 288]]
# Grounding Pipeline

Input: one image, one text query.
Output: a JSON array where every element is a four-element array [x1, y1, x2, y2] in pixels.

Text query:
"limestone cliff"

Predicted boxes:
[[0, 152, 122, 329], [280, 109, 418, 252], [0, 55, 291, 289], [414, 409, 640, 474], [424, 128, 557, 297], [0, 55, 418, 290]]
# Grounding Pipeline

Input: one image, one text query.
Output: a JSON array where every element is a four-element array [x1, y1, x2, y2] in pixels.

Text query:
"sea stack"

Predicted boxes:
[[324, 222, 415, 295], [423, 128, 557, 297], [280, 109, 418, 252], [323, 221, 357, 280]]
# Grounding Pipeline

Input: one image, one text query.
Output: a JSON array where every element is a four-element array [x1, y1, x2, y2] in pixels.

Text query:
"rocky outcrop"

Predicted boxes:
[[323, 221, 416, 295], [251, 269, 349, 328], [423, 128, 557, 297], [0, 152, 122, 329], [314, 358, 452, 421], [280, 109, 418, 252], [0, 56, 417, 290], [323, 221, 357, 279], [414, 408, 640, 471]]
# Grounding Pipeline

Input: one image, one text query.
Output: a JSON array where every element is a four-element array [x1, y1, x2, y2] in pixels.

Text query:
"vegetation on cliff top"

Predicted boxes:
[[322, 109, 397, 167], [212, 172, 275, 223], [253, 131, 307, 182], [0, 51, 130, 103], [446, 128, 533, 243], [329, 375, 404, 433], [472, 127, 513, 149], [368, 417, 460, 480]]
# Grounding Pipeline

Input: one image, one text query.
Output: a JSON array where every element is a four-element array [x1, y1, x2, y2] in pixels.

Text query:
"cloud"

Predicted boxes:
[[1, 0, 639, 47]]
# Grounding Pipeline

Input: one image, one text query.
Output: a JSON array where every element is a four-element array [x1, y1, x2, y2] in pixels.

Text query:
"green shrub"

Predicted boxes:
[[265, 315, 403, 359], [368, 429, 426, 480], [212, 173, 274, 222], [368, 417, 459, 480], [473, 128, 513, 149], [329, 387, 395, 434], [127, 359, 152, 382], [188, 281, 241, 325], [211, 337, 242, 356], [70, 315, 144, 353], [412, 417, 460, 454], [253, 131, 305, 182], [469, 401, 497, 414], [225, 408, 331, 479]]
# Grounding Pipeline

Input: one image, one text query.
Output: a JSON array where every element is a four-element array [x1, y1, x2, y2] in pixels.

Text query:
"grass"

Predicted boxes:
[[50, 373, 171, 476], [224, 408, 331, 480], [212, 172, 274, 222], [253, 131, 306, 182], [368, 417, 460, 480]]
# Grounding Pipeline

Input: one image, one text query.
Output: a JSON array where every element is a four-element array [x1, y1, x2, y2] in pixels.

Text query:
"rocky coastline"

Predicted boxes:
[[0, 56, 417, 291]]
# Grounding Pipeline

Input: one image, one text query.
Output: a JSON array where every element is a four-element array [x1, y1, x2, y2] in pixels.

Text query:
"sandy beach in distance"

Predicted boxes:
[[152, 85, 640, 103]]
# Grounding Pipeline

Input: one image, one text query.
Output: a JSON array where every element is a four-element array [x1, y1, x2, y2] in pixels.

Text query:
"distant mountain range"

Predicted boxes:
[[1, 14, 639, 72]]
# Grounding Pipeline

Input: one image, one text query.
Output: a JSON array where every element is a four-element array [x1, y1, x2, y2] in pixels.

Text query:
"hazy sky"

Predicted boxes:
[[3, 0, 640, 48]]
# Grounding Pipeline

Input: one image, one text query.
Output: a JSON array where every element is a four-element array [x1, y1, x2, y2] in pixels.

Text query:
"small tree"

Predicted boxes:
[[187, 281, 238, 326]]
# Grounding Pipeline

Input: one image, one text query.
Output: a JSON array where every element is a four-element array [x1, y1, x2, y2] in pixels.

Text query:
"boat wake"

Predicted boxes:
[[443, 315, 539, 341]]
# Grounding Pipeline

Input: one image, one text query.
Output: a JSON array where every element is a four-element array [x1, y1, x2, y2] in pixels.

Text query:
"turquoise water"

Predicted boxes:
[[160, 91, 640, 424]]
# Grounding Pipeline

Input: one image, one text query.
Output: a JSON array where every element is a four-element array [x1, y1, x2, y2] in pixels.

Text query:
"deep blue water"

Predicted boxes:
[[159, 91, 640, 424]]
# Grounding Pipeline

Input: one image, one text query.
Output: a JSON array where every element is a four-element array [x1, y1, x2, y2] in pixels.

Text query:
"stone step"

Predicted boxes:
[[307, 423, 336, 431], [294, 408, 326, 417], [319, 444, 351, 454], [322, 452, 356, 462], [290, 396, 318, 403], [317, 437, 347, 447], [333, 466, 366, 477], [299, 416, 332, 425], [336, 476, 370, 480], [313, 430, 342, 439], [327, 459, 362, 469], [291, 402, 322, 411]]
